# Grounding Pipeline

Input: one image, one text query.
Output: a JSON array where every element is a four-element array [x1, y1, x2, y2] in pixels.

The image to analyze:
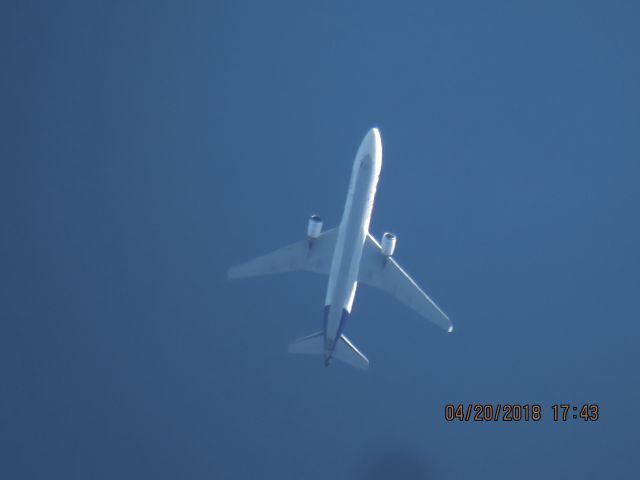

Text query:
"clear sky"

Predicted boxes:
[[2, 1, 639, 478]]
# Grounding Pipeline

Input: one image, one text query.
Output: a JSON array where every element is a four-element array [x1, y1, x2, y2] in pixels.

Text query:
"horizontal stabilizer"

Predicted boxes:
[[288, 331, 324, 355], [334, 335, 369, 370]]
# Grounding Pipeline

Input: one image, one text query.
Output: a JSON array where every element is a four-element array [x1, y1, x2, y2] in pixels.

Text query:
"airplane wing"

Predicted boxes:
[[228, 228, 337, 279], [358, 233, 453, 332]]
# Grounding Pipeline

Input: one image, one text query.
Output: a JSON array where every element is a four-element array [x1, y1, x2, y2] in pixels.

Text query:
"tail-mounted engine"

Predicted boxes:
[[381, 232, 397, 257], [307, 215, 323, 239]]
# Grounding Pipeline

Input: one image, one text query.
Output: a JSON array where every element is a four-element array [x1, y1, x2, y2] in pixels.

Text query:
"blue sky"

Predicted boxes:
[[1, 1, 639, 478]]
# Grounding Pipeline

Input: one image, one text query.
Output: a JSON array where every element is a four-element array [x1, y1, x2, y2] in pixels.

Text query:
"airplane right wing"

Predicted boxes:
[[228, 228, 337, 279], [358, 233, 453, 332]]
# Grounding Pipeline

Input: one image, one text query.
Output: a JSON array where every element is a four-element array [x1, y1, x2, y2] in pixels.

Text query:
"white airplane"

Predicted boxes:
[[228, 128, 452, 370]]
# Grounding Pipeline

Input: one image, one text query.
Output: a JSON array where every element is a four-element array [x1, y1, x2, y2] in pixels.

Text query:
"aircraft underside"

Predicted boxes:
[[228, 128, 452, 370]]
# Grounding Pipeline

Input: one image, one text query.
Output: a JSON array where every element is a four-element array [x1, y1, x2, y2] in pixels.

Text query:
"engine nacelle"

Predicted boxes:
[[307, 214, 323, 239], [381, 232, 397, 257]]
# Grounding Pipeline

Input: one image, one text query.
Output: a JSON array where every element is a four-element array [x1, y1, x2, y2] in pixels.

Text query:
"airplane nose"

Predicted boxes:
[[358, 127, 380, 154], [364, 127, 380, 151], [357, 127, 382, 170]]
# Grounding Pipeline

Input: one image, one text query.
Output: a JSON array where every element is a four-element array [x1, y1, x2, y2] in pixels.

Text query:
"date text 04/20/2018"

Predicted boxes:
[[444, 404, 599, 422]]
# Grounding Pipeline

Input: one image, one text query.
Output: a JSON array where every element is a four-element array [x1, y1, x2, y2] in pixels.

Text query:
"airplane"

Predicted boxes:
[[228, 128, 452, 370]]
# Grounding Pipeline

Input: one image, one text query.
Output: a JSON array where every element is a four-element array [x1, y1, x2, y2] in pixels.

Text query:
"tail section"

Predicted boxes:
[[334, 334, 369, 370], [288, 331, 324, 355], [288, 332, 369, 370]]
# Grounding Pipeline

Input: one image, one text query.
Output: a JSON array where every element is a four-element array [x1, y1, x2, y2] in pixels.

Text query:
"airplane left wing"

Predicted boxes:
[[358, 233, 453, 332], [228, 228, 337, 279]]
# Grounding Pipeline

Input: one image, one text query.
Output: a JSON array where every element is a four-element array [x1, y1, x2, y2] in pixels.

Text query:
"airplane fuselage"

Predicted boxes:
[[323, 129, 382, 363]]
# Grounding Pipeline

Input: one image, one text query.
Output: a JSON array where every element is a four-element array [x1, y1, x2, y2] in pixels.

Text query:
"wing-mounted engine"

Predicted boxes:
[[307, 215, 323, 239], [381, 232, 397, 257]]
